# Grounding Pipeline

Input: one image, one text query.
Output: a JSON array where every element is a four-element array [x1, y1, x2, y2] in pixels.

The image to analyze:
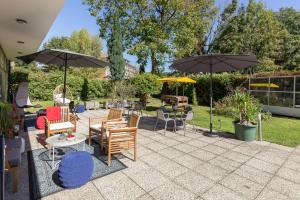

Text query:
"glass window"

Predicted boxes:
[[296, 76, 300, 92], [295, 93, 300, 107], [269, 92, 294, 107], [270, 77, 294, 92], [250, 91, 268, 105]]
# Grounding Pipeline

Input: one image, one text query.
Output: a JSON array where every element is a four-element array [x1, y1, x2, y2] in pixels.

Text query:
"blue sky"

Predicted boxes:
[[41, 0, 300, 71]]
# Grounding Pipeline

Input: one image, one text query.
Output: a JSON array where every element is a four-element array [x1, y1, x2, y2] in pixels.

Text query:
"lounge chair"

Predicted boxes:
[[44, 106, 77, 138], [88, 108, 123, 146], [105, 113, 140, 166]]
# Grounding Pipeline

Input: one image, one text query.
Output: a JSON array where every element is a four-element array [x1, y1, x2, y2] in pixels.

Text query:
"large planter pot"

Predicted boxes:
[[234, 122, 257, 141]]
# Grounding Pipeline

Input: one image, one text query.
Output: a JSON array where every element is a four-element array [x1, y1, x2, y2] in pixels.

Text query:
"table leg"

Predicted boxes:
[[82, 142, 85, 151]]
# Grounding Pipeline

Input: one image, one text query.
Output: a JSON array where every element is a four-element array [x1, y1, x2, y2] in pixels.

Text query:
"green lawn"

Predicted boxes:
[[30, 98, 300, 147]]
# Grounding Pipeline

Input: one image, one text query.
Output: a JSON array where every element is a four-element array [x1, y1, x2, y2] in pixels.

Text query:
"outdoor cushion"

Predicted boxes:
[[58, 151, 93, 189], [36, 116, 45, 129], [6, 148, 21, 167], [49, 122, 74, 131], [46, 106, 61, 121], [5, 138, 22, 149], [55, 97, 71, 104], [90, 124, 102, 131]]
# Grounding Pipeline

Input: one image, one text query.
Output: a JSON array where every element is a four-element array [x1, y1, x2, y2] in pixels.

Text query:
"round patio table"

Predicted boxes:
[[46, 132, 86, 169]]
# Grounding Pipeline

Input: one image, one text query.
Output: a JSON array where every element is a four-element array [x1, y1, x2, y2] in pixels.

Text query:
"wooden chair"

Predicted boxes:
[[105, 114, 140, 166], [88, 108, 123, 145], [44, 106, 77, 138]]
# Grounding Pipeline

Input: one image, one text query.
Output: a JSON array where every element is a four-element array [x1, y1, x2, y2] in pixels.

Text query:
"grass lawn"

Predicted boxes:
[[30, 98, 300, 147]]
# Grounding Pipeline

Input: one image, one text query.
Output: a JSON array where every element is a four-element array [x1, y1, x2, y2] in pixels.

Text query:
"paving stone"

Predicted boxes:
[[133, 145, 154, 157], [93, 172, 145, 200], [267, 176, 300, 199], [268, 143, 294, 152], [149, 181, 196, 200], [158, 138, 181, 146], [223, 151, 251, 163], [214, 140, 236, 149], [197, 136, 219, 144], [234, 164, 273, 185], [173, 154, 204, 169], [201, 184, 246, 200], [186, 139, 209, 148], [246, 158, 280, 174], [173, 143, 198, 153], [189, 149, 217, 161], [277, 167, 300, 184], [221, 138, 245, 145], [202, 144, 227, 155], [232, 144, 260, 156], [283, 159, 300, 172], [256, 188, 289, 200], [288, 154, 300, 163], [254, 151, 287, 165], [209, 156, 241, 171], [220, 173, 263, 199], [174, 171, 215, 195], [138, 137, 156, 145], [140, 152, 170, 167], [173, 135, 193, 143], [159, 147, 185, 159], [128, 167, 168, 192], [155, 160, 189, 178], [136, 194, 155, 200], [193, 163, 229, 182], [146, 142, 168, 152]]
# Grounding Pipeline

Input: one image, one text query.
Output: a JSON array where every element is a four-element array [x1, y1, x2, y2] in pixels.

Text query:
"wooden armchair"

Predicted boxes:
[[88, 108, 123, 145], [44, 106, 77, 138], [105, 114, 140, 166]]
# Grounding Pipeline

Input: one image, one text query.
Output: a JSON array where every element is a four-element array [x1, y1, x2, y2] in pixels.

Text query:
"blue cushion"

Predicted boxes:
[[58, 151, 93, 188], [76, 105, 85, 113]]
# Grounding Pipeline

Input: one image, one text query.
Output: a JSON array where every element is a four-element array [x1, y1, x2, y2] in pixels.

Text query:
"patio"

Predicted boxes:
[[5, 109, 300, 200]]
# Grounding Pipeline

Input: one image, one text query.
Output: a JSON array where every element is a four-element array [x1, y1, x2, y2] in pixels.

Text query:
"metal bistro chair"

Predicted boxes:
[[154, 109, 176, 135], [180, 109, 196, 136]]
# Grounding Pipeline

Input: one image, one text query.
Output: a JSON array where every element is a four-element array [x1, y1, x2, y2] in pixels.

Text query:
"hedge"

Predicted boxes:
[[12, 67, 109, 101]]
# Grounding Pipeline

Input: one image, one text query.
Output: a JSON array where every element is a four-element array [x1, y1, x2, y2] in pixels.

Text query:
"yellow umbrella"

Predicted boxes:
[[158, 77, 196, 95], [250, 83, 279, 88]]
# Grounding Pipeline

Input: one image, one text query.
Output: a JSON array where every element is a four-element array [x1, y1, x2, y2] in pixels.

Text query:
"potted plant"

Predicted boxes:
[[223, 89, 261, 141], [0, 102, 13, 137]]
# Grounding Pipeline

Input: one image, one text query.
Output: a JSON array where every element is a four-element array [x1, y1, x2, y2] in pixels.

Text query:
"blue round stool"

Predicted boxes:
[[58, 151, 94, 188]]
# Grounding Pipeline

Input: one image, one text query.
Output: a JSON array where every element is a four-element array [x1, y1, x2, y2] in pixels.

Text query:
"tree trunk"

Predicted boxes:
[[151, 50, 158, 74]]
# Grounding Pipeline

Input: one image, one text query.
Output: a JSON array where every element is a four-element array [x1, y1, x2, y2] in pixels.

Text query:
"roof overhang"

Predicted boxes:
[[0, 0, 65, 60]]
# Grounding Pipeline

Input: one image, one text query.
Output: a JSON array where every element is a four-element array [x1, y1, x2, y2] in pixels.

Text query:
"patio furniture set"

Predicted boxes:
[[154, 105, 195, 136]]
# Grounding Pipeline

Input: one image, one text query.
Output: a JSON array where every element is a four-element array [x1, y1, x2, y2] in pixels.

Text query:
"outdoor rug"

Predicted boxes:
[[28, 142, 127, 200]]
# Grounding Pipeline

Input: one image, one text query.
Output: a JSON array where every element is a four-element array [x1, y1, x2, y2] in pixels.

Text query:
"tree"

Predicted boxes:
[[42, 29, 104, 77], [107, 13, 125, 81], [85, 0, 215, 73], [276, 8, 300, 70], [212, 0, 285, 61]]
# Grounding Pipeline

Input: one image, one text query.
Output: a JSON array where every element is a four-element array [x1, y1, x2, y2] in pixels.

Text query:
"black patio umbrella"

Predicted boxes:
[[170, 54, 259, 136], [17, 49, 109, 104]]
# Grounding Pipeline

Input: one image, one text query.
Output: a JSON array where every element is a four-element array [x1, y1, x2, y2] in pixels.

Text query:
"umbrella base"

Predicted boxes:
[[204, 131, 219, 137]]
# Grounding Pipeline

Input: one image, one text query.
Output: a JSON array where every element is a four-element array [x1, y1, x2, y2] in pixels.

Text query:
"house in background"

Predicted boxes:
[[0, 0, 65, 102]]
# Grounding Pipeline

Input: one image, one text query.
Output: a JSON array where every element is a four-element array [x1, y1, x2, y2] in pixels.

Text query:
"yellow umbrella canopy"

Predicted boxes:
[[158, 77, 196, 95], [250, 83, 279, 88]]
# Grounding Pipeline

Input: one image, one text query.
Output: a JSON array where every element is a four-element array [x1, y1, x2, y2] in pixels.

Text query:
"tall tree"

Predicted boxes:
[[107, 13, 125, 81], [276, 8, 300, 70], [85, 0, 215, 73]]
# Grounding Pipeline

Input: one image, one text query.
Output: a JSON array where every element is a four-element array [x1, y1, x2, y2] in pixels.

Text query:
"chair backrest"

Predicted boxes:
[[184, 111, 194, 121], [128, 114, 140, 128], [60, 106, 70, 122], [107, 108, 122, 120], [157, 109, 166, 120]]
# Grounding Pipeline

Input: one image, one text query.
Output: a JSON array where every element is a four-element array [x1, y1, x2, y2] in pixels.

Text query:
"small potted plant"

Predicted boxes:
[[223, 88, 261, 141], [66, 128, 75, 140]]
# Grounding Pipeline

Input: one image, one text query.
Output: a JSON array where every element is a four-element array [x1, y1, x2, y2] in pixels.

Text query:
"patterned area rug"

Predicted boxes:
[[27, 143, 127, 200]]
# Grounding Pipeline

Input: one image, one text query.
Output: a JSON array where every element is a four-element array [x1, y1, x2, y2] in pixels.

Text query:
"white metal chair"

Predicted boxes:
[[180, 110, 196, 136], [153, 109, 176, 134]]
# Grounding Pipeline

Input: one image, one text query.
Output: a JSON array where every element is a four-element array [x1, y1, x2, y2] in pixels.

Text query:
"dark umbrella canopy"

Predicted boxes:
[[170, 54, 259, 136], [17, 49, 109, 104]]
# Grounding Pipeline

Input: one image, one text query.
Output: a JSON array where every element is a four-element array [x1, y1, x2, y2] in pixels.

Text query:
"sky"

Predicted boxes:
[[41, 0, 300, 72]]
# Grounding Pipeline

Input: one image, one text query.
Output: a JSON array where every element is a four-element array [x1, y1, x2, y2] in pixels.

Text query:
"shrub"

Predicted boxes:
[[130, 73, 162, 104]]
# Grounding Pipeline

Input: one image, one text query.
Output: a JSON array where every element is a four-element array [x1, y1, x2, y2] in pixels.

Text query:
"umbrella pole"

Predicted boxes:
[[176, 85, 178, 96], [208, 63, 218, 137], [63, 55, 67, 105]]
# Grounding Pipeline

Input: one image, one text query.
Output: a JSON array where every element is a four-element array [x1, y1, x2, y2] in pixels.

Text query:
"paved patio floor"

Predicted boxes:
[[5, 109, 300, 200]]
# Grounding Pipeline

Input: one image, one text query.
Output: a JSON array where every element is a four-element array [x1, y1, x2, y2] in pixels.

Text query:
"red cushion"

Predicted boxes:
[[46, 106, 61, 121], [36, 116, 45, 129]]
